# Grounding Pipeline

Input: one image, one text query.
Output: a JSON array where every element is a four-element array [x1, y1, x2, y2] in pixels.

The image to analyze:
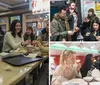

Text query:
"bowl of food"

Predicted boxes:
[[83, 77, 93, 82], [26, 45, 33, 53]]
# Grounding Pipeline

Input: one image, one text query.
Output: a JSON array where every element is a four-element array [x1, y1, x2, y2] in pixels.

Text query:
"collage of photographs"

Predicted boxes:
[[0, 0, 100, 85]]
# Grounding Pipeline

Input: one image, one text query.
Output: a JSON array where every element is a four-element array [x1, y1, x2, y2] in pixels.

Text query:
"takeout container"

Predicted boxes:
[[26, 45, 33, 53]]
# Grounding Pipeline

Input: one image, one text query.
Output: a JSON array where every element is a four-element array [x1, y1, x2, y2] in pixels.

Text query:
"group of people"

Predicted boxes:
[[1, 19, 49, 53], [50, 2, 100, 41], [51, 50, 100, 85]]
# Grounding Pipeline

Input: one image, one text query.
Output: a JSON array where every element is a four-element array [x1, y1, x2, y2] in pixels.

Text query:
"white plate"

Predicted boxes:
[[62, 81, 69, 85], [70, 79, 85, 83], [0, 52, 9, 56], [95, 78, 100, 81], [83, 77, 93, 82], [90, 82, 100, 85]]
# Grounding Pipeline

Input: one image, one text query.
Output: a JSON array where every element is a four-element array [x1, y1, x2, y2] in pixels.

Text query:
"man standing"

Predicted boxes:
[[66, 2, 79, 41], [51, 7, 73, 41]]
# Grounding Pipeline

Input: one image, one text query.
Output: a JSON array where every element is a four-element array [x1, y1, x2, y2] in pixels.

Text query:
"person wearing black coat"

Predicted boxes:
[[66, 2, 80, 41], [81, 8, 99, 37], [80, 54, 95, 78], [93, 55, 100, 70], [84, 21, 100, 41]]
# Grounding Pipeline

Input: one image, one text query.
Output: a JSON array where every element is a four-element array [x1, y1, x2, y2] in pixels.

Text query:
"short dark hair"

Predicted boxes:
[[9, 19, 22, 38], [58, 6, 66, 13]]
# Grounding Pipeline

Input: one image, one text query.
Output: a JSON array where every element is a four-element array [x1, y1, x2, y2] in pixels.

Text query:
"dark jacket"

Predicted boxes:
[[81, 14, 99, 36], [51, 13, 69, 41], [41, 28, 49, 41], [84, 28, 100, 41], [93, 60, 100, 70], [24, 33, 35, 41], [66, 9, 79, 41]]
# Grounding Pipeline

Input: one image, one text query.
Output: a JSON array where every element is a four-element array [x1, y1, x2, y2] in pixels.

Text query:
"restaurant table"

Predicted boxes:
[[0, 51, 48, 85]]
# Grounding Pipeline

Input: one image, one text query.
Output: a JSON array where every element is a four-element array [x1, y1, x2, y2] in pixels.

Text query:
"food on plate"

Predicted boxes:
[[4, 66, 12, 71]]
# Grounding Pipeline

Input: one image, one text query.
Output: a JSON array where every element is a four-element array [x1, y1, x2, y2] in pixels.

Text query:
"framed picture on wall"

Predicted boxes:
[[9, 15, 22, 25]]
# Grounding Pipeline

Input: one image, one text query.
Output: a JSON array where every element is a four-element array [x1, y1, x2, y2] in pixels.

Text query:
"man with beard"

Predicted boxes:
[[51, 7, 74, 41]]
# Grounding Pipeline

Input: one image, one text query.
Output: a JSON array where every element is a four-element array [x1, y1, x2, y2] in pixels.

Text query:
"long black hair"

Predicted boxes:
[[9, 19, 22, 38], [80, 54, 93, 77], [91, 20, 100, 34]]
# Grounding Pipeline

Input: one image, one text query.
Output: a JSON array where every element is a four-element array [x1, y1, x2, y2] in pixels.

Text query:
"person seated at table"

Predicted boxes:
[[81, 8, 99, 36], [51, 50, 81, 85], [80, 54, 95, 78], [84, 21, 100, 41], [32, 40, 49, 53], [40, 23, 49, 41], [24, 26, 35, 42], [93, 55, 100, 70], [2, 19, 30, 52]]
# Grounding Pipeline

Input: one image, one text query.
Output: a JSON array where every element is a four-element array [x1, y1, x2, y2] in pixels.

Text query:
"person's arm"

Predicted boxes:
[[66, 11, 73, 21], [40, 46, 48, 53], [63, 64, 78, 80], [35, 41, 48, 53], [5, 32, 23, 50], [51, 20, 68, 36], [52, 65, 67, 85], [23, 34, 27, 41]]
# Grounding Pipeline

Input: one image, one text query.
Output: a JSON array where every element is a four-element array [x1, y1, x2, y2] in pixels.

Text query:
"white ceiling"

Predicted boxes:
[[0, 0, 29, 12], [0, 0, 26, 6], [50, 42, 100, 56]]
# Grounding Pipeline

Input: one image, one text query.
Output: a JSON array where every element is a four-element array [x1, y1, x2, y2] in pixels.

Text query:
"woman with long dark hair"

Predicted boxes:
[[80, 54, 95, 77], [2, 19, 30, 52], [84, 20, 100, 41]]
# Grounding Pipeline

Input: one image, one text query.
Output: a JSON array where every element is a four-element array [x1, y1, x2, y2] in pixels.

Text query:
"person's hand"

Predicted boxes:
[[73, 27, 79, 32], [96, 36, 100, 41], [63, 64, 73, 78], [22, 40, 31, 46], [68, 31, 74, 35], [86, 32, 90, 36], [76, 63, 81, 72], [31, 40, 36, 46], [86, 18, 89, 22], [36, 41, 42, 47], [70, 9, 74, 15], [62, 38, 66, 41]]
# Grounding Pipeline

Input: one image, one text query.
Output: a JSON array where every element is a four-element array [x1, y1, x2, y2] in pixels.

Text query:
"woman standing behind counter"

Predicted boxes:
[[2, 19, 30, 52]]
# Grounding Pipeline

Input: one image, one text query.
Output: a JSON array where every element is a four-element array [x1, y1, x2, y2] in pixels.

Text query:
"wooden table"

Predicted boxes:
[[0, 52, 48, 85]]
